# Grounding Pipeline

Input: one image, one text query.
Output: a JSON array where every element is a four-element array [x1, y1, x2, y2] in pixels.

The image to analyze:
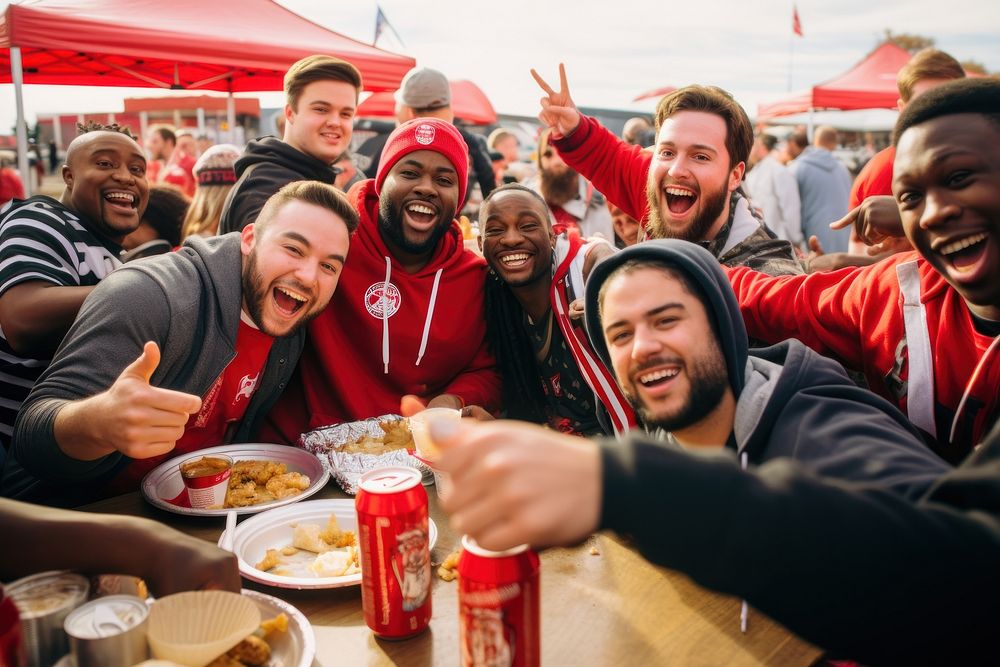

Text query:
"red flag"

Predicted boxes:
[[792, 5, 803, 37]]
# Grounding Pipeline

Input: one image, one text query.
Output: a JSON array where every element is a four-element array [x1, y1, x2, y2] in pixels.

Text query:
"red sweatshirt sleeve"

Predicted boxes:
[[441, 335, 502, 414], [551, 115, 652, 223], [725, 263, 874, 370]]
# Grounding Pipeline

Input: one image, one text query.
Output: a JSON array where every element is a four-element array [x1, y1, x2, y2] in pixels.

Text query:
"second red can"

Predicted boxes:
[[458, 536, 540, 667], [355, 467, 432, 640]]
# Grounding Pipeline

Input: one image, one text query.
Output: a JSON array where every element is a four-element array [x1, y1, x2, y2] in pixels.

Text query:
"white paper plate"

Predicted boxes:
[[242, 589, 315, 667], [221, 499, 438, 590], [141, 444, 330, 517], [53, 590, 314, 667]]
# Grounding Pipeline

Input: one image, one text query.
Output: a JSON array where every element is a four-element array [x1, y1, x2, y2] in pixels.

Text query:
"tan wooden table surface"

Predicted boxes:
[[83, 485, 821, 666]]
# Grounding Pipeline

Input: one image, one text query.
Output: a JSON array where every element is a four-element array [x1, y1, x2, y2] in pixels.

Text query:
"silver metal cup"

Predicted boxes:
[[64, 595, 149, 667], [6, 571, 89, 667]]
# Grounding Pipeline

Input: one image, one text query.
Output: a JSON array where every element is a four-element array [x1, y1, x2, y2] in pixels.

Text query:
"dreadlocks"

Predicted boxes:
[[483, 269, 548, 423], [76, 120, 135, 140]]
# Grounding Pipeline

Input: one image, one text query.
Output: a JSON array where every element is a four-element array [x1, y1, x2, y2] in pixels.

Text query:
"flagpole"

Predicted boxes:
[[788, 4, 795, 91]]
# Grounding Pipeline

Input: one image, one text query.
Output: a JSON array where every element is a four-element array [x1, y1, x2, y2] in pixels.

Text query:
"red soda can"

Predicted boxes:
[[355, 467, 432, 639], [458, 536, 540, 667]]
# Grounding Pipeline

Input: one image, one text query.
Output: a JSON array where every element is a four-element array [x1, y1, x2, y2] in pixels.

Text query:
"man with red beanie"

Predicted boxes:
[[264, 118, 501, 439]]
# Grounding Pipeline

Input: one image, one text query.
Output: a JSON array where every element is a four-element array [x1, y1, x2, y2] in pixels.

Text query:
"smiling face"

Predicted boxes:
[[284, 79, 357, 164], [645, 111, 744, 242], [480, 189, 555, 289], [378, 149, 460, 257], [601, 266, 731, 433], [894, 113, 1000, 321], [240, 199, 351, 338], [62, 132, 149, 243]]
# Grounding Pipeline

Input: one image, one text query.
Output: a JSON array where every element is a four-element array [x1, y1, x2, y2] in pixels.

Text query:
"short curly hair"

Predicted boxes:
[[76, 120, 135, 140]]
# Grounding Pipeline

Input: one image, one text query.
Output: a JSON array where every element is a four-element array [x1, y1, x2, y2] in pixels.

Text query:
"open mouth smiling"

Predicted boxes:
[[663, 186, 696, 215], [272, 285, 308, 317], [405, 201, 437, 225], [637, 367, 680, 388], [104, 191, 138, 209], [936, 231, 989, 272]]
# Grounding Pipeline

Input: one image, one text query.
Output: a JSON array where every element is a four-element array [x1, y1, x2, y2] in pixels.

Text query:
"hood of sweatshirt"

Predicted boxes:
[[584, 239, 749, 398], [234, 136, 337, 182], [794, 146, 842, 174]]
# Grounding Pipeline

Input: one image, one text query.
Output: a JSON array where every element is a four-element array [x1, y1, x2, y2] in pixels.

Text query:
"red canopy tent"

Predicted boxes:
[[1, 0, 416, 191], [357, 79, 498, 125], [757, 42, 912, 118]]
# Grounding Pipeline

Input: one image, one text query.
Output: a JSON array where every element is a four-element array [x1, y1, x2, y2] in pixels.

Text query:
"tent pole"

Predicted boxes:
[[807, 108, 815, 142], [11, 47, 32, 197], [227, 83, 236, 144]]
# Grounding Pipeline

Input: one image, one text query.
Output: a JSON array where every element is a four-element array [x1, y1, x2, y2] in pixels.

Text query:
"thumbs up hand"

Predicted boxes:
[[54, 341, 203, 462]]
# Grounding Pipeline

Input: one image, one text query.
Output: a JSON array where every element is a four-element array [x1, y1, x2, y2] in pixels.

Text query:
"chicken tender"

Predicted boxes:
[[254, 549, 282, 572], [265, 472, 310, 498], [226, 634, 270, 666]]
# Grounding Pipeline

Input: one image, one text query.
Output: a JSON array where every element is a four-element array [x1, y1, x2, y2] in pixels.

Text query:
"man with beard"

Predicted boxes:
[[529, 128, 614, 240], [2, 181, 356, 506], [0, 122, 148, 453], [263, 118, 501, 440], [417, 241, 975, 665], [531, 65, 801, 276], [479, 184, 632, 436]]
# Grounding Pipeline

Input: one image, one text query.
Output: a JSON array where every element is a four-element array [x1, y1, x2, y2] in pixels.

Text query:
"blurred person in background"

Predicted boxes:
[[608, 201, 640, 248], [121, 185, 189, 261], [0, 151, 24, 208], [622, 116, 654, 146], [175, 128, 199, 160], [744, 133, 802, 249], [181, 143, 241, 240], [789, 126, 852, 253], [145, 124, 195, 197], [528, 128, 613, 240]]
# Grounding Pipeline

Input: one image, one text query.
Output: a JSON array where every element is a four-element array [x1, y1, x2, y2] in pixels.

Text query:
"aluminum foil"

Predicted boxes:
[[300, 414, 430, 495]]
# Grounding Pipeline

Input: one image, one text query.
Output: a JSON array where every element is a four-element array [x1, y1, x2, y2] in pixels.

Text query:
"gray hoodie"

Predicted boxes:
[[3, 234, 304, 506], [789, 146, 852, 252]]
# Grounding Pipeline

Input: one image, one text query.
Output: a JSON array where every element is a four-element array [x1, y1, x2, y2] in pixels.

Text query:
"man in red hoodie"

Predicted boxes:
[[266, 118, 501, 439]]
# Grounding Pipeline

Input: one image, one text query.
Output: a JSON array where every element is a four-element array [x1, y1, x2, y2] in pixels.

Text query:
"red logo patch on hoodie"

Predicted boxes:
[[365, 281, 402, 319]]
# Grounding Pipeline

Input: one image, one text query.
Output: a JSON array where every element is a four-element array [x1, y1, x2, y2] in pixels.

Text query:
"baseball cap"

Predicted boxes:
[[395, 67, 451, 110]]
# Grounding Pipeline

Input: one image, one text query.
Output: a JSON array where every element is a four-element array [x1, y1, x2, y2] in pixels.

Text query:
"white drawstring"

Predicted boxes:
[[415, 269, 443, 366], [740, 450, 749, 634], [382, 257, 391, 374]]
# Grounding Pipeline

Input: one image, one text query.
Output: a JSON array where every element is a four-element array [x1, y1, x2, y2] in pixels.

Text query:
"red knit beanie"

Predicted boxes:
[[375, 118, 469, 205]]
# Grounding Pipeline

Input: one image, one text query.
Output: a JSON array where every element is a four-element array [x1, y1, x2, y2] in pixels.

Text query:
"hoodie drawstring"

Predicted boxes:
[[380, 258, 444, 373], [739, 450, 749, 634], [382, 257, 391, 374], [416, 269, 443, 366]]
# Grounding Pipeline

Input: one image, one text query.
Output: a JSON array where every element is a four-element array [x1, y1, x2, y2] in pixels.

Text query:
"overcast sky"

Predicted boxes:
[[2, 0, 998, 132]]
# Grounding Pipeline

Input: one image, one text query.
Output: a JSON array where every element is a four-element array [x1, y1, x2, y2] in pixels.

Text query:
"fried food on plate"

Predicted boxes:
[[223, 460, 311, 508], [340, 420, 415, 455]]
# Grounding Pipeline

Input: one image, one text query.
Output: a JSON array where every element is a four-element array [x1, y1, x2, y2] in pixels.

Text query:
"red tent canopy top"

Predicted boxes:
[[0, 0, 415, 93], [758, 42, 912, 118], [357, 79, 498, 125]]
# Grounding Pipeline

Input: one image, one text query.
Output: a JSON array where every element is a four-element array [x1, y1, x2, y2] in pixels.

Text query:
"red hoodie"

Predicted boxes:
[[264, 180, 501, 441], [727, 252, 999, 463]]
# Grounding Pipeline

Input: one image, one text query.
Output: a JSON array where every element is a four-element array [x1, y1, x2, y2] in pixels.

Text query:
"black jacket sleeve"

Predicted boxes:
[[460, 130, 496, 202], [599, 423, 1000, 666]]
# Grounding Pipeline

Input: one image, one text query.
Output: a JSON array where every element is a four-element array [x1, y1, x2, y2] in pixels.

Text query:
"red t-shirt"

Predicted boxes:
[[849, 146, 895, 208], [109, 319, 274, 490]]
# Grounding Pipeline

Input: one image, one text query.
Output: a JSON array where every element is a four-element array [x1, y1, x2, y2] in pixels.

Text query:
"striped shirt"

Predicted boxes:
[[0, 196, 122, 443]]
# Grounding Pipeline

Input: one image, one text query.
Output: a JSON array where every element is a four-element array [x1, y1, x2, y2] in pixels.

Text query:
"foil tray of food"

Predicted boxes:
[[299, 414, 430, 494]]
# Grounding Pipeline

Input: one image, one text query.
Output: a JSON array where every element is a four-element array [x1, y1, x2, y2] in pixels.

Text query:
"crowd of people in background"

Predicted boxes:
[[1, 46, 998, 665]]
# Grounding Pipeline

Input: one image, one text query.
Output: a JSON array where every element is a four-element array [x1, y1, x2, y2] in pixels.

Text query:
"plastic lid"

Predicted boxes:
[[359, 466, 422, 494], [461, 535, 530, 558]]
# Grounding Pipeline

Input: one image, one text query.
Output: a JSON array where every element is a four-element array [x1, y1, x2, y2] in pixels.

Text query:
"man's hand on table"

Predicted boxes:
[[429, 418, 602, 552], [54, 341, 203, 461]]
